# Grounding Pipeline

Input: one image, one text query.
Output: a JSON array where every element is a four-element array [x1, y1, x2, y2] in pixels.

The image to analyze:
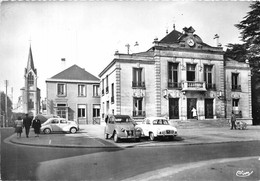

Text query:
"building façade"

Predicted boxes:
[[99, 26, 252, 125]]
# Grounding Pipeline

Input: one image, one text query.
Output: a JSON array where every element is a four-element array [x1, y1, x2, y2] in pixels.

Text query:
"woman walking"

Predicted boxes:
[[32, 116, 41, 137], [14, 116, 23, 138]]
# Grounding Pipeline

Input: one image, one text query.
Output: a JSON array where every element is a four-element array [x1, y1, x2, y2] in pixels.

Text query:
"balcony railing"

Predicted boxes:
[[132, 81, 145, 88], [206, 83, 216, 90], [181, 81, 207, 92], [168, 82, 182, 89], [232, 85, 241, 91], [132, 111, 146, 117]]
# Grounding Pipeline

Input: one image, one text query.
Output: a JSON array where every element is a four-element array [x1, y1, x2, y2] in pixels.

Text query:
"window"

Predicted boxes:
[[28, 72, 34, 86], [168, 63, 179, 88], [102, 79, 105, 96], [187, 64, 196, 81], [78, 105, 86, 118], [57, 84, 66, 96], [106, 75, 109, 93], [56, 104, 67, 118], [132, 68, 145, 87], [232, 73, 240, 90], [78, 84, 86, 97], [232, 99, 239, 107], [204, 65, 214, 89], [111, 83, 114, 104], [28, 98, 34, 109], [93, 85, 100, 97], [93, 104, 100, 118]]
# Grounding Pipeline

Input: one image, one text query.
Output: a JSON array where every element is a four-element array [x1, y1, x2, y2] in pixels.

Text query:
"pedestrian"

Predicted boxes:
[[14, 116, 23, 138], [23, 113, 32, 138], [191, 107, 197, 120], [32, 116, 41, 137], [230, 112, 237, 130]]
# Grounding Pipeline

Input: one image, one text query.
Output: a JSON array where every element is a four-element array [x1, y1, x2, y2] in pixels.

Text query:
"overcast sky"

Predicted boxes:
[[0, 1, 252, 105]]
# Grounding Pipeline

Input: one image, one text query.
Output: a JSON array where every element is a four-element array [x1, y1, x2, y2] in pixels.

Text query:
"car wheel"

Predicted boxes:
[[44, 128, 51, 134], [149, 132, 155, 141], [113, 132, 119, 143], [104, 133, 109, 139], [70, 127, 77, 134]]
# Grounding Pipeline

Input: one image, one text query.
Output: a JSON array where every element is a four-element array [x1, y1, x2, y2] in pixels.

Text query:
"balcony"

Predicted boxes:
[[133, 111, 146, 117], [168, 82, 182, 89], [181, 81, 207, 92], [232, 85, 241, 91], [132, 81, 145, 88]]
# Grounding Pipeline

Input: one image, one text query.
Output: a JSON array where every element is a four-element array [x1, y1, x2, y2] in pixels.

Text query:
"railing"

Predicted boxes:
[[182, 81, 206, 91], [206, 83, 216, 90], [132, 111, 146, 117], [232, 85, 241, 91], [132, 81, 145, 88], [168, 82, 182, 89], [93, 117, 101, 124]]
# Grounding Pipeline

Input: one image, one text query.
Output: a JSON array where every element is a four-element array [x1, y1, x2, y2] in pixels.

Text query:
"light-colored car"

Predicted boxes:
[[135, 117, 177, 141], [104, 114, 141, 143], [41, 118, 79, 134]]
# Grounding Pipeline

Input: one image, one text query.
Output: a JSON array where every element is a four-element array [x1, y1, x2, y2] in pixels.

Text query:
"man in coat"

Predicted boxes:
[[230, 112, 237, 130], [23, 113, 32, 138]]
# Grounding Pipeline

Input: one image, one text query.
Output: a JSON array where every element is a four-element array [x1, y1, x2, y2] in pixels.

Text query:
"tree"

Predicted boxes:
[[225, 1, 260, 64], [225, 2, 260, 125], [0, 92, 13, 127]]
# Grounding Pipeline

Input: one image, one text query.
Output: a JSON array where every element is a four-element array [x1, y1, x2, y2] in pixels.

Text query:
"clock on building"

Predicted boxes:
[[187, 38, 195, 47]]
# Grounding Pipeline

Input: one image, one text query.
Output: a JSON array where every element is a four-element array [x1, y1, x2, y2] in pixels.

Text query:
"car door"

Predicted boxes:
[[142, 118, 151, 136], [59, 119, 68, 131], [50, 119, 60, 132], [106, 117, 115, 135]]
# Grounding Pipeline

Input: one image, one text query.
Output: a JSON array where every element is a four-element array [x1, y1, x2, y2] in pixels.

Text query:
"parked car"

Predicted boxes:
[[135, 117, 177, 141], [41, 118, 79, 134], [104, 114, 141, 143], [35, 114, 60, 124]]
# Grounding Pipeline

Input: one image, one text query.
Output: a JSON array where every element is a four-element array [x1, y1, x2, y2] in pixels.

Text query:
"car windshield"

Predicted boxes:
[[152, 119, 169, 125], [114, 117, 131, 123]]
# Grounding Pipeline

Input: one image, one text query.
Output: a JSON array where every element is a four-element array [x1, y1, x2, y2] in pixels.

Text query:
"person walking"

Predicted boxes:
[[32, 116, 41, 137], [230, 112, 237, 130], [191, 107, 197, 120], [23, 113, 32, 138], [14, 116, 23, 138]]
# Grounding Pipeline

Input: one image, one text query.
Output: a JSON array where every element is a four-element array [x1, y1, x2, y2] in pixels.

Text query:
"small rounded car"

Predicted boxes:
[[41, 118, 79, 134], [135, 117, 177, 141], [104, 114, 141, 143]]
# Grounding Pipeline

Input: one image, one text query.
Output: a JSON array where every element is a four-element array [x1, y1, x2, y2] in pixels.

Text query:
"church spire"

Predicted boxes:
[[26, 44, 36, 74]]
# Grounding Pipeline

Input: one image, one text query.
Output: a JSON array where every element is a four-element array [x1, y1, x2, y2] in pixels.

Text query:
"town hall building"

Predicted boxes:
[[99, 26, 252, 125]]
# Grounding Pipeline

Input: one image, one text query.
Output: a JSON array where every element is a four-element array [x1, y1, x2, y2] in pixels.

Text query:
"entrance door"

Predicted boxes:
[[187, 98, 197, 119], [169, 98, 179, 119], [205, 99, 214, 119]]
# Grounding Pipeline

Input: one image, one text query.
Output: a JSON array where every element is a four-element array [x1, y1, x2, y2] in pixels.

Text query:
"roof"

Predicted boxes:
[[26, 45, 37, 74], [159, 29, 183, 43], [50, 64, 99, 82]]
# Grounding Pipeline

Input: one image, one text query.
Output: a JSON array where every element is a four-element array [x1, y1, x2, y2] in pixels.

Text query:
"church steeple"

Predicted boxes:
[[25, 45, 37, 75]]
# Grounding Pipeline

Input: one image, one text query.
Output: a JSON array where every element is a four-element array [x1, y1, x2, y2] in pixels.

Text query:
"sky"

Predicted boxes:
[[0, 1, 252, 106]]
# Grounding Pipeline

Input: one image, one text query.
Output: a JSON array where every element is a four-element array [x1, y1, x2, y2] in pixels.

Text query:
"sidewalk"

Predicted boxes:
[[7, 122, 260, 148]]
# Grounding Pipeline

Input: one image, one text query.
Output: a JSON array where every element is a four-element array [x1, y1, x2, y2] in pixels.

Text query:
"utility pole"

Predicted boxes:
[[0, 91, 2, 127], [5, 80, 8, 127]]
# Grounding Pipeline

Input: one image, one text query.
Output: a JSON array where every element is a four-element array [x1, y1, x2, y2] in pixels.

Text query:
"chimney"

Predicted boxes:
[[214, 34, 222, 47]]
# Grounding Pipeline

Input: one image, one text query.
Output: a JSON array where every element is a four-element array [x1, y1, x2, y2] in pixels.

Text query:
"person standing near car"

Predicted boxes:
[[23, 113, 32, 138], [32, 116, 41, 137], [230, 112, 237, 130]]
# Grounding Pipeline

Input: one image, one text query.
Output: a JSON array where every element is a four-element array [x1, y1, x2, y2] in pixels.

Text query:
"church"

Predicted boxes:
[[17, 45, 41, 116]]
